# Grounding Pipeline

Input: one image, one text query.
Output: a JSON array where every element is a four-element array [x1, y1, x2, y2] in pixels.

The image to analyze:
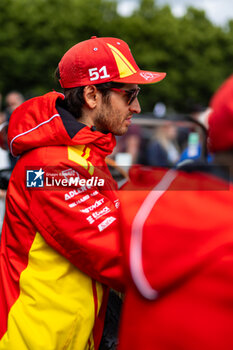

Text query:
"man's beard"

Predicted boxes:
[[95, 106, 129, 136]]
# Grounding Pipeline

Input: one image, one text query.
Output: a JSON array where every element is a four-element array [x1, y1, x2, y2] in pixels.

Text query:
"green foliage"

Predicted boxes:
[[0, 0, 120, 97], [0, 0, 232, 112]]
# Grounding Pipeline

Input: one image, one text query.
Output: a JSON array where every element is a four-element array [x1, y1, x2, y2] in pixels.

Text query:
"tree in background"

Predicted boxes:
[[0, 0, 233, 112]]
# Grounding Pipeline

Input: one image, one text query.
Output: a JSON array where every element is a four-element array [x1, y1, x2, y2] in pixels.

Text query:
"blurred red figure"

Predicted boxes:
[[118, 75, 233, 350]]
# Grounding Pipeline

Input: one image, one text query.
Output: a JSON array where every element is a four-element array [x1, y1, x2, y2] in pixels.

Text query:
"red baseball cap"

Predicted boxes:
[[58, 36, 166, 88], [208, 74, 233, 152]]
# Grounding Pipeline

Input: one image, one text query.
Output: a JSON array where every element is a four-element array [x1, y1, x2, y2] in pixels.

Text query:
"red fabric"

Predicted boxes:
[[59, 37, 166, 87], [208, 74, 233, 152], [8, 91, 116, 157], [0, 92, 124, 346], [118, 166, 233, 350]]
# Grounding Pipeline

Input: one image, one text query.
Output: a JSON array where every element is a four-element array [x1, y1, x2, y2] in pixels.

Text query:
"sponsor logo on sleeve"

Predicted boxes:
[[114, 199, 120, 209], [85, 206, 111, 224], [68, 194, 90, 208], [86, 216, 95, 224], [98, 217, 116, 232], [90, 190, 99, 197], [92, 206, 110, 219], [80, 198, 105, 213], [65, 186, 89, 200]]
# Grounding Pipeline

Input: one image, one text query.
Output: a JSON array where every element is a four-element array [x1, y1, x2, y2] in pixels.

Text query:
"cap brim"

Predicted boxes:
[[113, 71, 166, 85]]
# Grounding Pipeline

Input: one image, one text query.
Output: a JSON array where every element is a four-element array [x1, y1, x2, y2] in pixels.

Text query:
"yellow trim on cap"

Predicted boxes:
[[107, 43, 136, 78]]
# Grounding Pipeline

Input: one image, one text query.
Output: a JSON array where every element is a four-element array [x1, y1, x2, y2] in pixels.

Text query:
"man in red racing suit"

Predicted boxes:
[[0, 36, 166, 349]]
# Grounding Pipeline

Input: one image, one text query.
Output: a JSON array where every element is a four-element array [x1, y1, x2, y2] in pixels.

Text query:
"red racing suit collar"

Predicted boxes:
[[8, 91, 116, 158]]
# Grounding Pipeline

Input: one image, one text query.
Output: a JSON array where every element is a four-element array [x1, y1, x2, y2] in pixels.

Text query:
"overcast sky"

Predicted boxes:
[[117, 0, 233, 27]]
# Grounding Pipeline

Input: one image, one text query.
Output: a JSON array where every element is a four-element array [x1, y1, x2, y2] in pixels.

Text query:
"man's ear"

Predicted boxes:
[[83, 85, 99, 109]]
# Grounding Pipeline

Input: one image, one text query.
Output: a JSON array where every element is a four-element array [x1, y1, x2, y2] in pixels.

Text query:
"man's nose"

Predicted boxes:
[[129, 98, 141, 114]]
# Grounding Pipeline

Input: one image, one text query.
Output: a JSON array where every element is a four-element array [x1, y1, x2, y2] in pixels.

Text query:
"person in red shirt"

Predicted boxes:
[[0, 36, 166, 350], [118, 75, 233, 350]]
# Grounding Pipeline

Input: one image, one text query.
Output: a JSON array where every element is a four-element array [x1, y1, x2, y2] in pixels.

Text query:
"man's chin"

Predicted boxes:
[[114, 126, 129, 136]]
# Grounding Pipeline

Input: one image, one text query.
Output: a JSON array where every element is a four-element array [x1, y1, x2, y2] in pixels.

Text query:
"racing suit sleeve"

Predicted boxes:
[[28, 178, 124, 292]]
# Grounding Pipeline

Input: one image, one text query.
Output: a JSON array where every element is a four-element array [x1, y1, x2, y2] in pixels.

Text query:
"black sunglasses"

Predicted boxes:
[[109, 87, 141, 105]]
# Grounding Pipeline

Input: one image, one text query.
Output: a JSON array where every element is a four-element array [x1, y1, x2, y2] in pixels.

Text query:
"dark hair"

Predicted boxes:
[[55, 67, 124, 119]]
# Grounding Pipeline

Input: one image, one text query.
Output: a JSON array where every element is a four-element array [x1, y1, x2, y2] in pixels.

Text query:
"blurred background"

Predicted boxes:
[[0, 0, 233, 112]]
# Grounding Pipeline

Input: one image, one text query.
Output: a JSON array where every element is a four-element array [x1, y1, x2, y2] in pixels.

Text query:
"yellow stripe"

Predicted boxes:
[[107, 43, 137, 78], [68, 145, 94, 175], [0, 232, 103, 350]]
